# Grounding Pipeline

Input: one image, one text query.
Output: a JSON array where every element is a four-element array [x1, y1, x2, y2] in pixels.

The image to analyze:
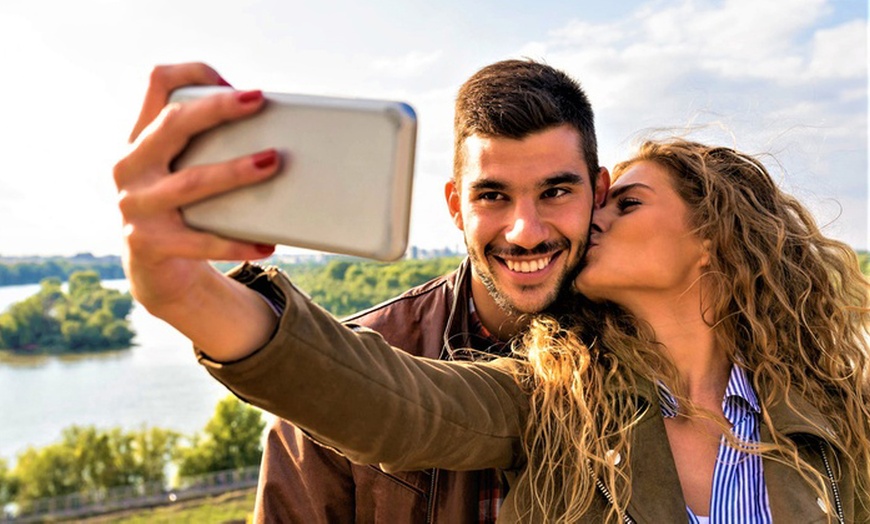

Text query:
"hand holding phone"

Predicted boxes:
[[170, 86, 417, 261]]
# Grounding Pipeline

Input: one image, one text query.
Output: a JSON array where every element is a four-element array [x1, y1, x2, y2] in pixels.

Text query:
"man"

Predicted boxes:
[[115, 59, 607, 522]]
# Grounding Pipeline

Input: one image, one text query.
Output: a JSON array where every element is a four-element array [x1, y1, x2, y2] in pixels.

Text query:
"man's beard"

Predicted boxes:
[[467, 238, 582, 315]]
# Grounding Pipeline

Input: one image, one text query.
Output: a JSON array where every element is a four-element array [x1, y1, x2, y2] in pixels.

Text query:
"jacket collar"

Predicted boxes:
[[761, 383, 840, 444], [623, 374, 841, 523], [441, 257, 475, 355], [629, 373, 837, 442]]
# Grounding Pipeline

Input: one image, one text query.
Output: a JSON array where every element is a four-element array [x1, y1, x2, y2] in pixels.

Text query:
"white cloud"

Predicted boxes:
[[512, 0, 866, 248], [808, 19, 868, 79], [546, 19, 627, 47], [371, 50, 444, 78]]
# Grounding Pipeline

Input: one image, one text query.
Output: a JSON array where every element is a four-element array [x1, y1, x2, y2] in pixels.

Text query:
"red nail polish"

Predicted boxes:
[[237, 90, 263, 104], [252, 149, 278, 169], [216, 75, 233, 87], [255, 244, 275, 255]]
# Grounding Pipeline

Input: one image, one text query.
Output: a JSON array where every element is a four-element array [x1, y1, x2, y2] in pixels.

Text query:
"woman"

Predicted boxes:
[[513, 140, 870, 522], [201, 139, 869, 522]]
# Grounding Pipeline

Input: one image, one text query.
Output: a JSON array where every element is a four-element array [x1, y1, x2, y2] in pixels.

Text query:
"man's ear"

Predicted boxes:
[[445, 179, 464, 230], [594, 167, 611, 208]]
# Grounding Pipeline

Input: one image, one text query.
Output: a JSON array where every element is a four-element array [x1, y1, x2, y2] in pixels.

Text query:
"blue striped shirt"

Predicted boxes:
[[659, 366, 773, 523]]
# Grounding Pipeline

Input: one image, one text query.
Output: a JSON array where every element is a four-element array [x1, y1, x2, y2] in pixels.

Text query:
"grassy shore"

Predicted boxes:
[[75, 488, 255, 524]]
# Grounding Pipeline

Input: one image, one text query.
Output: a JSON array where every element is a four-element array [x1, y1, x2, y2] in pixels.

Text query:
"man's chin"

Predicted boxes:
[[498, 288, 560, 316]]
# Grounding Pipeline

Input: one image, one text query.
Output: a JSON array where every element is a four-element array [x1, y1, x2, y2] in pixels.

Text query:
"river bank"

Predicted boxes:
[[0, 281, 230, 461]]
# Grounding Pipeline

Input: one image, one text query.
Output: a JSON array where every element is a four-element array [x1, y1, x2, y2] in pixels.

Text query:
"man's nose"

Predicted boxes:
[[504, 200, 548, 249]]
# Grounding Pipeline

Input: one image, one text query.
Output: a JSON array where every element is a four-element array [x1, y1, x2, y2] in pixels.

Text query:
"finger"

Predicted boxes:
[[129, 62, 231, 143], [130, 89, 266, 172], [176, 230, 276, 262], [125, 219, 275, 263], [118, 149, 282, 216]]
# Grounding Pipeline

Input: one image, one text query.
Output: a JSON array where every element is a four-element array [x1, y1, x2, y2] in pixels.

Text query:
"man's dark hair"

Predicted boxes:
[[453, 59, 599, 183]]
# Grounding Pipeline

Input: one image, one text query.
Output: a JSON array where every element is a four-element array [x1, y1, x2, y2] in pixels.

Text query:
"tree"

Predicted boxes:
[[10, 425, 180, 506], [133, 427, 181, 485], [178, 395, 266, 476], [0, 458, 18, 505], [12, 442, 78, 501], [68, 271, 101, 300], [285, 256, 464, 316], [0, 271, 135, 352], [325, 259, 351, 280]]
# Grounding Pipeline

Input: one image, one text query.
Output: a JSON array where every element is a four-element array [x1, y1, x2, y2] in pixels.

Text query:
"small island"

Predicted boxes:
[[0, 270, 135, 353]]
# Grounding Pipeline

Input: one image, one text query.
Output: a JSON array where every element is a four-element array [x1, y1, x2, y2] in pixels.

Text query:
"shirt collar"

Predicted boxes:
[[658, 364, 760, 418], [724, 364, 761, 413]]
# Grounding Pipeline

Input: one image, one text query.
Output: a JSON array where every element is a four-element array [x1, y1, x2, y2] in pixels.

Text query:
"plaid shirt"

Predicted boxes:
[[467, 300, 508, 523]]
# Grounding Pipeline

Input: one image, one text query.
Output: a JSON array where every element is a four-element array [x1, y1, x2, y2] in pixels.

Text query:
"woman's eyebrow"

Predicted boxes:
[[607, 182, 654, 200]]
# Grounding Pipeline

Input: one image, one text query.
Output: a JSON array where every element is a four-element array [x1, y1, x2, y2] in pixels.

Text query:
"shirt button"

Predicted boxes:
[[817, 497, 828, 514], [605, 449, 621, 466]]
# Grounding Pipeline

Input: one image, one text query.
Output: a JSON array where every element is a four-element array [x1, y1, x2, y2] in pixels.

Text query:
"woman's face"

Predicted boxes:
[[575, 160, 709, 307]]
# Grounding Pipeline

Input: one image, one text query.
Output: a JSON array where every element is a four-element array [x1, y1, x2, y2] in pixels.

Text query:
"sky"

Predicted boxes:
[[0, 0, 866, 257]]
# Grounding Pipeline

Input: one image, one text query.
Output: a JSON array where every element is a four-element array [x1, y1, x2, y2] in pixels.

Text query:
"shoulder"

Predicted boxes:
[[342, 267, 462, 354], [345, 269, 456, 321]]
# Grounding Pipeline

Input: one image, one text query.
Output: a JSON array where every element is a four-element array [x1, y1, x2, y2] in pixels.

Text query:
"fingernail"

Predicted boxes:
[[255, 244, 275, 255], [252, 149, 278, 169], [237, 90, 263, 104], [216, 75, 233, 87]]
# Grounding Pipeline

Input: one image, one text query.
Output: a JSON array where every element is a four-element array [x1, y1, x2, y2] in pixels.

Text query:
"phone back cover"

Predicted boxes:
[[171, 87, 416, 261]]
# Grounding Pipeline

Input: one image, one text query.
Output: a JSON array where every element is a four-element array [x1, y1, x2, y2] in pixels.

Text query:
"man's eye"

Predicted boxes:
[[542, 187, 569, 199], [478, 192, 505, 201]]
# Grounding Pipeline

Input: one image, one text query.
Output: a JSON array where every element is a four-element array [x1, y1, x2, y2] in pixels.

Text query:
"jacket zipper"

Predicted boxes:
[[426, 468, 439, 523], [588, 462, 634, 524], [818, 441, 845, 523], [364, 465, 427, 495]]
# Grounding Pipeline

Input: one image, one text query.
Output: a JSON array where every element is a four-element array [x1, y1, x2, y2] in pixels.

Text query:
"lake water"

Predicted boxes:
[[0, 281, 242, 461]]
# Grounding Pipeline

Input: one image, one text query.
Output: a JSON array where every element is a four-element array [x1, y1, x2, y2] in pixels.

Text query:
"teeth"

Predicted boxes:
[[505, 256, 552, 273]]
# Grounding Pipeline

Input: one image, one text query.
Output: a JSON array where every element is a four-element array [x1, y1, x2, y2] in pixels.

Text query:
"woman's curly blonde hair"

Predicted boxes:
[[513, 139, 870, 522]]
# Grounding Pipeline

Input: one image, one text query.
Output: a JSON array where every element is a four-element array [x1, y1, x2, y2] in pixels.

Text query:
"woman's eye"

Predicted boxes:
[[617, 198, 641, 211]]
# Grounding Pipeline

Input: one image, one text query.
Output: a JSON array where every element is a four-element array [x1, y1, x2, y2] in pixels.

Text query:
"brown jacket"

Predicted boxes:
[[249, 259, 508, 523], [201, 264, 865, 523]]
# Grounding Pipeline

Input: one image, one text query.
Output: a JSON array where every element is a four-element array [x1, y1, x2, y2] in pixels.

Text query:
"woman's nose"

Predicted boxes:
[[591, 207, 612, 233]]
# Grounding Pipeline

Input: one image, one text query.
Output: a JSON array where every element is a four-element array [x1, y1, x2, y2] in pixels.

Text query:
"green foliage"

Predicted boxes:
[[0, 270, 135, 352], [0, 457, 18, 505], [0, 255, 125, 287], [284, 256, 463, 316], [9, 426, 179, 505], [3, 396, 264, 509], [858, 251, 869, 277], [177, 395, 266, 477]]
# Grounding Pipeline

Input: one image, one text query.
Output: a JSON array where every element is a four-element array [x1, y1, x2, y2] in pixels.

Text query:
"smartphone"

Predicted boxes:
[[168, 86, 417, 261]]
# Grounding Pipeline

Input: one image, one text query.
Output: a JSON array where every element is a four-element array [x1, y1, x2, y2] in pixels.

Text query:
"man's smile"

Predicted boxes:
[[502, 255, 555, 273]]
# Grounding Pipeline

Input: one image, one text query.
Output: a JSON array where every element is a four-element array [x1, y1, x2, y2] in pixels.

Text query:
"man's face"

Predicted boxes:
[[446, 124, 608, 315]]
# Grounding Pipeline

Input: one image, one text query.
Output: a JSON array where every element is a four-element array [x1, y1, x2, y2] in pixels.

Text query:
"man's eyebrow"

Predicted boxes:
[[540, 173, 584, 188], [607, 182, 653, 200], [468, 172, 584, 193], [468, 179, 507, 192]]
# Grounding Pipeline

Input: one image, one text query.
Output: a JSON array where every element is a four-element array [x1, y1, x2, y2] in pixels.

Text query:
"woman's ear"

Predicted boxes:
[[699, 239, 712, 268]]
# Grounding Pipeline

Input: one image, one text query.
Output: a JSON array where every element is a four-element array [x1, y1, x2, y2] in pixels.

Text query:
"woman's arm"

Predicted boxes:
[[115, 63, 282, 362], [197, 264, 529, 473]]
